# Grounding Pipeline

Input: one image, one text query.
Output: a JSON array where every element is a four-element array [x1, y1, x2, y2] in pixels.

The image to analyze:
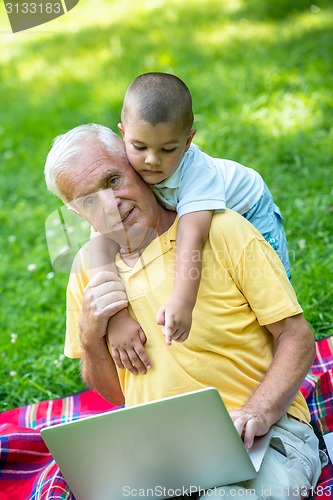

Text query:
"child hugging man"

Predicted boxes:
[[92, 72, 290, 374]]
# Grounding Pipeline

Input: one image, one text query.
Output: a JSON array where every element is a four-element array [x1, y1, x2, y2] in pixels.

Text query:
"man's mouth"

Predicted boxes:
[[109, 208, 134, 230], [121, 208, 134, 224]]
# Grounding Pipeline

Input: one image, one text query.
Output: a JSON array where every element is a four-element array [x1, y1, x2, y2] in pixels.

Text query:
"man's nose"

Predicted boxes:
[[99, 190, 119, 214], [145, 151, 161, 167]]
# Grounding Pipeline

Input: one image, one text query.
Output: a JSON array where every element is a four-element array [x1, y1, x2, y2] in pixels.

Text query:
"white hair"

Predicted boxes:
[[44, 123, 126, 202]]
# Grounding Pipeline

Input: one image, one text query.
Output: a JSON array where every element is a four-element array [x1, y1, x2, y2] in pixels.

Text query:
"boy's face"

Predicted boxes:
[[118, 119, 196, 185]]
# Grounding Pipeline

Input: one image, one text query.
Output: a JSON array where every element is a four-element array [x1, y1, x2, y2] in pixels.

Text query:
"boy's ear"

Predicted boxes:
[[118, 122, 125, 137], [185, 128, 197, 151]]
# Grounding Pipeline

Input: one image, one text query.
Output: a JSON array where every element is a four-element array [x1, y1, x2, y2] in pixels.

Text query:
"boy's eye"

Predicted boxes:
[[133, 144, 146, 151], [162, 148, 176, 153]]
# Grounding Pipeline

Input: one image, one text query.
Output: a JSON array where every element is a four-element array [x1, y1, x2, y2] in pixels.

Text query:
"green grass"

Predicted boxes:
[[1, 0, 332, 410]]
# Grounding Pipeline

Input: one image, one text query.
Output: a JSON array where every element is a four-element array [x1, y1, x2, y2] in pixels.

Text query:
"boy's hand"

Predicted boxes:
[[107, 315, 152, 375], [156, 300, 193, 345]]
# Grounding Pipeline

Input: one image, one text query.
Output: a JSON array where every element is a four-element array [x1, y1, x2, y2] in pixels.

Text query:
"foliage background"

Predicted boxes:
[[0, 0, 332, 410]]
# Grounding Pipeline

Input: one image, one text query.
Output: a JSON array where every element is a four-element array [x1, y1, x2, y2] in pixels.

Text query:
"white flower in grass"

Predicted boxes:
[[10, 333, 17, 344], [3, 150, 13, 160], [298, 239, 307, 250], [54, 354, 65, 368], [27, 263, 37, 272], [8, 235, 16, 243], [9, 370, 17, 377], [46, 272, 55, 280]]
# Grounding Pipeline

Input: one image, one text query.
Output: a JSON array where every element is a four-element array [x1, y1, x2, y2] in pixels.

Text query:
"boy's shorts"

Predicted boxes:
[[243, 184, 291, 279]]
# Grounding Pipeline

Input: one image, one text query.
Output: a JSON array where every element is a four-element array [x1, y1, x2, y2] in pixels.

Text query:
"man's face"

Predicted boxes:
[[57, 139, 160, 249], [118, 119, 196, 185]]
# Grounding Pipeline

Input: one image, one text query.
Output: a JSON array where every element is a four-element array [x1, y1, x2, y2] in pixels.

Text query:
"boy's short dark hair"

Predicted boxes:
[[121, 72, 194, 131]]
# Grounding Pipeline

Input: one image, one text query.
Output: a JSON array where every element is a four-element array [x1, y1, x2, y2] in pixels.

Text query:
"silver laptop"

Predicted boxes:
[[41, 387, 271, 500]]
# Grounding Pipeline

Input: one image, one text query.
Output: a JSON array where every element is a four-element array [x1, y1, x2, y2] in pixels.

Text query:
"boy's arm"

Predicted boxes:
[[156, 210, 213, 344], [89, 230, 152, 375]]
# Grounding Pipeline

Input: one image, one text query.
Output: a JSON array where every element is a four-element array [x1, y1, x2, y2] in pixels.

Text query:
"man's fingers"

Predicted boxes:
[[231, 412, 267, 450], [91, 283, 127, 309], [232, 414, 247, 441], [103, 299, 128, 317], [243, 419, 256, 450], [88, 271, 124, 287]]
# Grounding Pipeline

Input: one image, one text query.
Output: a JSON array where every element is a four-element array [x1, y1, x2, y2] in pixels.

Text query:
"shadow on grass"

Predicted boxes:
[[232, 0, 332, 21], [1, 0, 332, 155]]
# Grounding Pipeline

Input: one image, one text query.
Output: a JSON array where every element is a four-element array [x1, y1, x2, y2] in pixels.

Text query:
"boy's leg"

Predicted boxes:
[[243, 184, 291, 279]]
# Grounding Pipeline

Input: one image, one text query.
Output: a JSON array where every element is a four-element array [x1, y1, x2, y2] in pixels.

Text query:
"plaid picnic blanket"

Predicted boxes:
[[1, 337, 333, 500], [0, 390, 119, 500], [300, 336, 333, 497]]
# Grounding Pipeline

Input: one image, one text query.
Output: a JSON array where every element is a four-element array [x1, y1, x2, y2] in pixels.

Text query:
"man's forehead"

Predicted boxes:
[[71, 168, 116, 200], [59, 145, 125, 201]]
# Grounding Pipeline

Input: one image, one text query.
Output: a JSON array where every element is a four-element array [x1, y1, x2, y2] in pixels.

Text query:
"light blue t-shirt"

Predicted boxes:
[[152, 144, 264, 218]]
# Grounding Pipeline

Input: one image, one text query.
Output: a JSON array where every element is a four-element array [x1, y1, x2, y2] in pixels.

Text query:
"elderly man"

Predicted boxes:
[[44, 123, 323, 499]]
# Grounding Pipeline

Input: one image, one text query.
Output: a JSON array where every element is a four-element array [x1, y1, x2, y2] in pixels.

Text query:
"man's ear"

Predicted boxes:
[[118, 122, 125, 137], [185, 128, 197, 152], [67, 204, 82, 218], [67, 204, 97, 232]]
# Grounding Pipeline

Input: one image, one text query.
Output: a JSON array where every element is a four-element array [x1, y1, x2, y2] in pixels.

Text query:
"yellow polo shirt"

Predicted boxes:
[[65, 210, 310, 422]]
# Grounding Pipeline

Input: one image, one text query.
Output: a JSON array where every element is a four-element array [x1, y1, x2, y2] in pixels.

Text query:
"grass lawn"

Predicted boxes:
[[0, 0, 332, 410]]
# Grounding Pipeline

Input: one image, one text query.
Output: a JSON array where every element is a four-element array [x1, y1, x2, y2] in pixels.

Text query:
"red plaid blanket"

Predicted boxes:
[[1, 337, 333, 500], [0, 390, 119, 500], [300, 336, 333, 497]]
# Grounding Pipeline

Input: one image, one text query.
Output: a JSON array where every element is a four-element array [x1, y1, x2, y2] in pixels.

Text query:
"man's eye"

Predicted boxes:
[[83, 196, 96, 208], [108, 176, 119, 187]]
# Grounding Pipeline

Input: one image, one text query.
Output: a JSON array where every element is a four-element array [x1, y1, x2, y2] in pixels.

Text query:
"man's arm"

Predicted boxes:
[[230, 313, 315, 449], [79, 272, 127, 406]]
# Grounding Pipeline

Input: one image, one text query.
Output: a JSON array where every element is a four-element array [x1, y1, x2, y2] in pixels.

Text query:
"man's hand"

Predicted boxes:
[[107, 314, 152, 375], [156, 300, 193, 345], [78, 271, 128, 406], [79, 271, 128, 348], [229, 407, 271, 450]]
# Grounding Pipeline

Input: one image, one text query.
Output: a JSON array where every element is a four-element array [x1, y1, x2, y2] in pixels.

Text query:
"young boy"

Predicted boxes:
[[93, 72, 290, 374]]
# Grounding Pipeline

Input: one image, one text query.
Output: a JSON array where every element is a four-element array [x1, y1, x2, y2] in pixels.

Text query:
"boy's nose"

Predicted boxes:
[[145, 152, 161, 167]]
